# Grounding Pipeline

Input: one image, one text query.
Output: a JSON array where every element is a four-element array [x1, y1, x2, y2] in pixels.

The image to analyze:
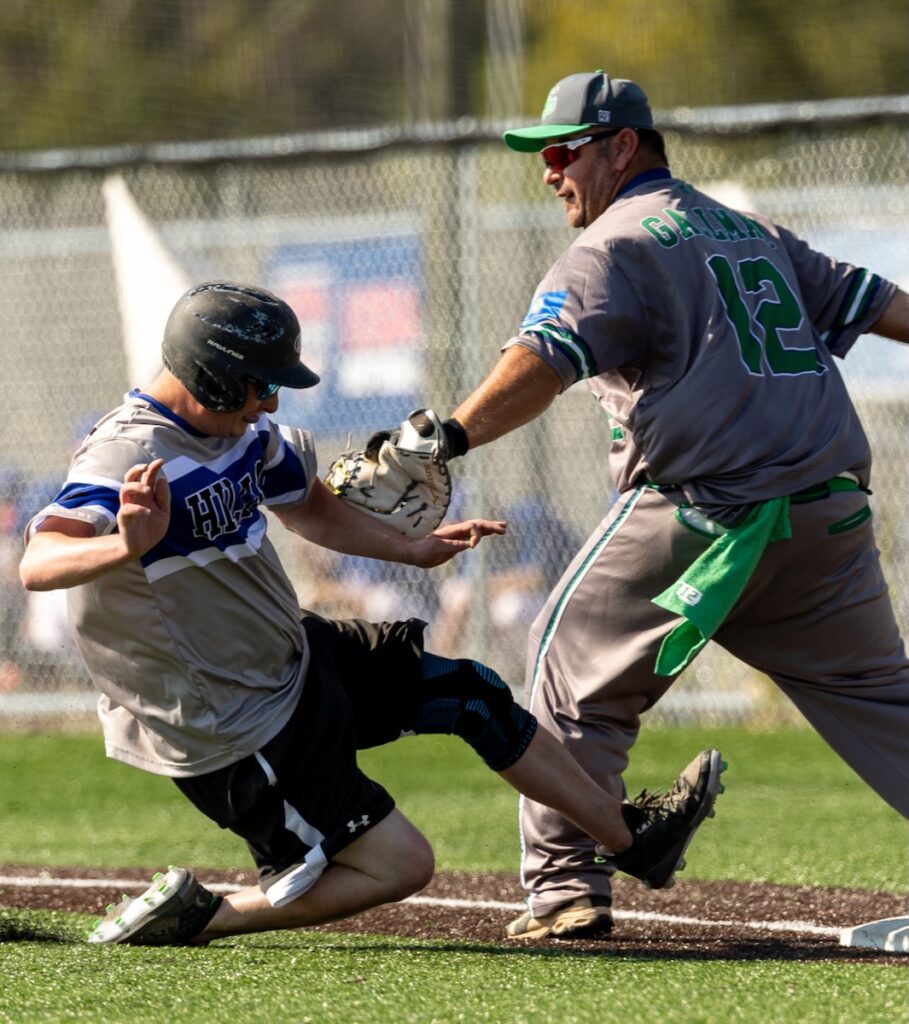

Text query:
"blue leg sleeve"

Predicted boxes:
[[410, 651, 537, 771]]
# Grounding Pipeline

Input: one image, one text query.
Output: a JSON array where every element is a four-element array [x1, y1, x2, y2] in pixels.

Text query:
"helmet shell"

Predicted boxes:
[[162, 281, 319, 412]]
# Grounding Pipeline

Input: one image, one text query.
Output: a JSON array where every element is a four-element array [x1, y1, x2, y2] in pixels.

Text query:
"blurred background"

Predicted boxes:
[[2, 0, 908, 146], [1, 0, 907, 726]]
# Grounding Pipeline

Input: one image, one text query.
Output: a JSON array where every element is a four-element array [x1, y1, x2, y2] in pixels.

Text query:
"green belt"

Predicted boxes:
[[651, 477, 862, 677]]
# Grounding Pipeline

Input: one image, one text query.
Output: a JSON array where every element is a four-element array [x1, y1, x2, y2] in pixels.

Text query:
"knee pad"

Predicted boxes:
[[413, 653, 537, 771]]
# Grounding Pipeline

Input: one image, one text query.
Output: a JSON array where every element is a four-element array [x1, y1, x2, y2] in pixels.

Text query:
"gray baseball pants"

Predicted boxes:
[[520, 484, 909, 917]]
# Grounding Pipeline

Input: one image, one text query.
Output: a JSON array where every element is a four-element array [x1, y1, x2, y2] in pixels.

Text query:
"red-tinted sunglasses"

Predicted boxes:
[[541, 129, 621, 174]]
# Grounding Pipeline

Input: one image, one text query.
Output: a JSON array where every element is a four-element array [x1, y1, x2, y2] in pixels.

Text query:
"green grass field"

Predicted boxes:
[[1, 725, 906, 1023]]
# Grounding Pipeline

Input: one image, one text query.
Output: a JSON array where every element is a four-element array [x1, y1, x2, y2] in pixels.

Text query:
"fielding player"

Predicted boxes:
[[425, 70, 909, 940], [19, 281, 724, 946]]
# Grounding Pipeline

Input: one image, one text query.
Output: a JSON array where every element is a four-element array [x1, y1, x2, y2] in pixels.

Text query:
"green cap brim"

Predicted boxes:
[[502, 123, 597, 152]]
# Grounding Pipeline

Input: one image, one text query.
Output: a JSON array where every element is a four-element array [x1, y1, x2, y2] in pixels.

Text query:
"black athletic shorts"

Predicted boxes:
[[173, 611, 426, 908]]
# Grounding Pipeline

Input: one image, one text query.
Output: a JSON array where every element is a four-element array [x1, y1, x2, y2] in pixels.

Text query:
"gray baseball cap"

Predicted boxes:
[[503, 70, 653, 152]]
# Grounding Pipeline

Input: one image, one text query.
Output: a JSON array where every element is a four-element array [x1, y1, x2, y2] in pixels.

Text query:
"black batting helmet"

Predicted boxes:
[[161, 281, 320, 412]]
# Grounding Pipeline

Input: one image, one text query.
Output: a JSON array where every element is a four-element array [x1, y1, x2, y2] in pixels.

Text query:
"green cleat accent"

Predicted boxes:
[[87, 867, 222, 947]]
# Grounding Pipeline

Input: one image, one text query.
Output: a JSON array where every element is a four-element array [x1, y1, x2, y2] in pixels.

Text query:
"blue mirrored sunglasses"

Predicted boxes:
[[248, 378, 280, 400]]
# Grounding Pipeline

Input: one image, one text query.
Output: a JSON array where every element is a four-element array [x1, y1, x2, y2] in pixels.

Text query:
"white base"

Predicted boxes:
[[839, 917, 909, 952]]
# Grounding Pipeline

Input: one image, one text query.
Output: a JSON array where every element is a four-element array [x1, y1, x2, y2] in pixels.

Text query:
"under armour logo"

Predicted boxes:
[[676, 582, 702, 607], [347, 815, 370, 833]]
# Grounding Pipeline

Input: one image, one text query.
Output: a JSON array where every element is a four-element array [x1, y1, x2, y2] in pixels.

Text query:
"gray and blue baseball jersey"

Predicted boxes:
[[28, 390, 317, 776]]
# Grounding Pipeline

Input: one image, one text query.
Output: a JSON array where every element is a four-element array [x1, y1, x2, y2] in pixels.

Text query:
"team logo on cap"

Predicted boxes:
[[541, 85, 559, 119]]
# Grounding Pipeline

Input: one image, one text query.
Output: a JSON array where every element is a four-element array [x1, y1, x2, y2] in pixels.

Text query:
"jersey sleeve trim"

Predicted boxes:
[[524, 323, 596, 380], [260, 424, 312, 508], [821, 269, 884, 348], [47, 481, 121, 526]]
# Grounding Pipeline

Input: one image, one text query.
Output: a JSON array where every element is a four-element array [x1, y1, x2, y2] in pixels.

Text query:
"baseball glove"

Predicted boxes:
[[324, 408, 452, 537]]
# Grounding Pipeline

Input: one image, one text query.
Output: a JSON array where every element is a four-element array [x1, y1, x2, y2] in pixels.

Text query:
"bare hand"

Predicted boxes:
[[117, 459, 171, 558], [408, 518, 507, 568]]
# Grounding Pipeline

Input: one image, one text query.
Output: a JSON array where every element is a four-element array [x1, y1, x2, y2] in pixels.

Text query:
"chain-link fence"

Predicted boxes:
[[1, 97, 907, 724]]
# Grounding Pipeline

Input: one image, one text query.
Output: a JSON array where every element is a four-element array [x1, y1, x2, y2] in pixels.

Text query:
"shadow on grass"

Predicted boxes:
[[221, 932, 904, 966], [0, 910, 85, 944], [2, 911, 901, 965], [0, 921, 78, 943]]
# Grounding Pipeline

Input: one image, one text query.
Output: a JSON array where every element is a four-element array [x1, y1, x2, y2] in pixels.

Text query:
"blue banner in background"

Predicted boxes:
[[266, 234, 424, 435]]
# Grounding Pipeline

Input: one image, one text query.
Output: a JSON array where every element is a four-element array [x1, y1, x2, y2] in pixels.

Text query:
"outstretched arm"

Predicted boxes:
[[871, 288, 909, 344], [449, 345, 562, 450], [275, 477, 505, 569]]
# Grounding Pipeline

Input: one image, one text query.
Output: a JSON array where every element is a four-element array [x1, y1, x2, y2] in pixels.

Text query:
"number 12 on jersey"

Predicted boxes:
[[706, 253, 824, 377]]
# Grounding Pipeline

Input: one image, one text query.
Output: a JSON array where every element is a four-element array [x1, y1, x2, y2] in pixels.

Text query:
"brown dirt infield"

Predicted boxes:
[[2, 865, 907, 964]]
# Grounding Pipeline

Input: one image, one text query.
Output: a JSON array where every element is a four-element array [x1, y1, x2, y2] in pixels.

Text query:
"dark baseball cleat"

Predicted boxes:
[[87, 866, 222, 946], [506, 895, 613, 940], [601, 749, 726, 890]]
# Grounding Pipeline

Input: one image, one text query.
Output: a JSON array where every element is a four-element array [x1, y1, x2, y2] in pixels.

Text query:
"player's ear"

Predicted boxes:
[[612, 128, 640, 169]]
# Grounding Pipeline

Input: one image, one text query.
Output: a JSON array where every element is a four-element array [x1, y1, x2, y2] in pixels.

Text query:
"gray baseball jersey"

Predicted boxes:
[[504, 170, 906, 917], [509, 171, 895, 521], [28, 390, 317, 777]]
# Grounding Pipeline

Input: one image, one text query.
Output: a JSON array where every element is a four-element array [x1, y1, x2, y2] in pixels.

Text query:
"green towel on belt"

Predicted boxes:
[[652, 496, 792, 676]]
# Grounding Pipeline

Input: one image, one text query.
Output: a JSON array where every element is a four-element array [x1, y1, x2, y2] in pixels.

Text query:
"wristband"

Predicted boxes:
[[442, 418, 470, 458]]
